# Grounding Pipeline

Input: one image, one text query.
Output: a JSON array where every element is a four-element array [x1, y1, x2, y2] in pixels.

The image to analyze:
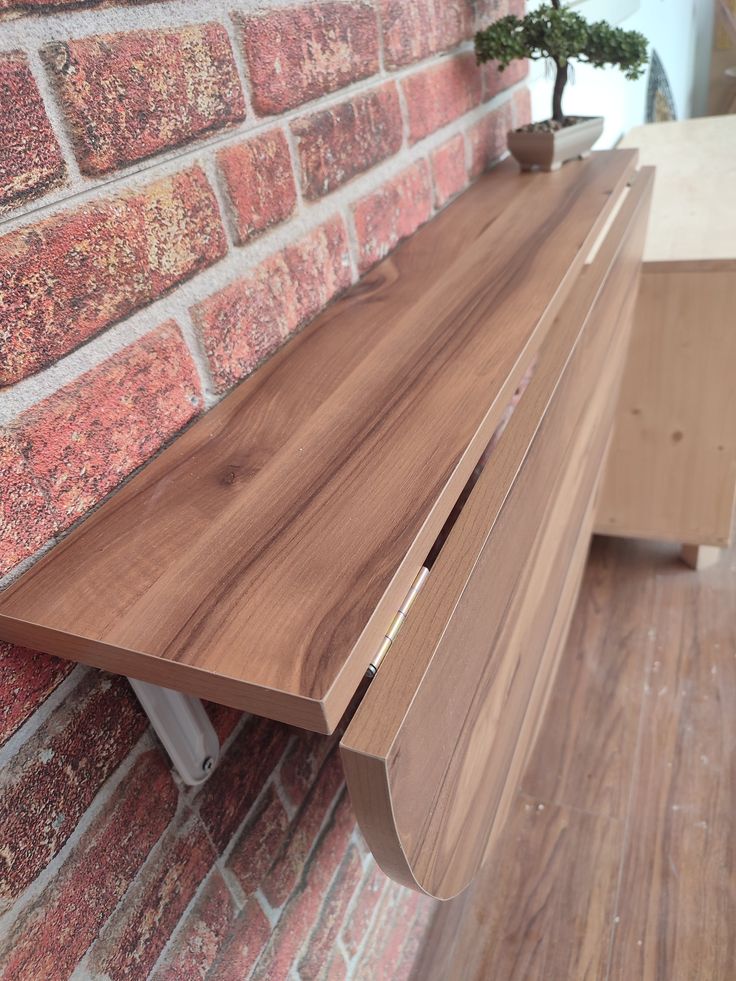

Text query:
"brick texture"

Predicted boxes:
[[218, 130, 297, 244], [431, 133, 469, 206], [0, 643, 74, 747], [353, 161, 433, 272], [44, 25, 245, 175], [0, 0, 524, 971], [0, 51, 65, 214], [237, 2, 380, 116], [380, 0, 473, 69], [0, 751, 177, 980], [0, 673, 147, 909], [12, 322, 202, 530], [0, 167, 224, 385], [293, 83, 403, 199], [193, 217, 351, 392], [403, 54, 483, 145]]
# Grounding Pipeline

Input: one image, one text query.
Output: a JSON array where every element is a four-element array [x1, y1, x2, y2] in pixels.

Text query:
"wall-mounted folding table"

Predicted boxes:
[[0, 150, 682, 898]]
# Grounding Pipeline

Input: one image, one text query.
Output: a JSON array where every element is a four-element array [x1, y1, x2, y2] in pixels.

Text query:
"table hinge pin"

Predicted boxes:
[[367, 566, 430, 677]]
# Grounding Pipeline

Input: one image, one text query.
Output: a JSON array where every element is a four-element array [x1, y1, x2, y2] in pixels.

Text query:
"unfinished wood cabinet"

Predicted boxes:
[[0, 151, 653, 898], [597, 118, 736, 558]]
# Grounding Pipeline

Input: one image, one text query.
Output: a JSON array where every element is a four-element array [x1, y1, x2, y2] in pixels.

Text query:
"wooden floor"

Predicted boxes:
[[414, 533, 736, 981]]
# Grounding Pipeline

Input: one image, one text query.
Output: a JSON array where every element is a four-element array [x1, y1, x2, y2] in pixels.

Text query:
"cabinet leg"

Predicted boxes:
[[680, 544, 721, 571]]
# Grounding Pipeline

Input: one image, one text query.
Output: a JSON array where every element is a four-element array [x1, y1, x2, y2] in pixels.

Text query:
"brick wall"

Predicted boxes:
[[0, 0, 529, 976]]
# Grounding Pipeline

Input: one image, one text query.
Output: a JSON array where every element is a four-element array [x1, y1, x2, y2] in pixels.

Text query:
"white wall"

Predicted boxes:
[[527, 0, 715, 147]]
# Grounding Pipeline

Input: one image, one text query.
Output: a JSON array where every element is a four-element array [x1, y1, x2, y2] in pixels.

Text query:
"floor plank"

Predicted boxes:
[[607, 554, 736, 981]]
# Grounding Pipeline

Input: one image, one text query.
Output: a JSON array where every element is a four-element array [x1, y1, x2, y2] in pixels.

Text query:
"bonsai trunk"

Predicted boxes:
[[552, 61, 568, 124]]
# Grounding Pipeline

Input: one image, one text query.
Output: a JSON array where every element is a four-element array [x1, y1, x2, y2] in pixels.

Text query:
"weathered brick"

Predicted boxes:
[[341, 863, 386, 958], [251, 792, 355, 980], [0, 166, 225, 385], [236, 2, 379, 116], [152, 871, 237, 981], [226, 784, 289, 897], [0, 751, 177, 980], [0, 673, 147, 909], [512, 86, 533, 129], [380, 0, 472, 69], [13, 323, 202, 529], [431, 133, 468, 206], [298, 844, 363, 979], [393, 895, 436, 981], [193, 217, 351, 392], [88, 813, 216, 979], [483, 57, 529, 102], [473, 0, 510, 28], [292, 83, 403, 199], [0, 430, 58, 576], [0, 51, 65, 214], [217, 130, 296, 244], [352, 161, 433, 272], [197, 715, 291, 852], [354, 887, 424, 981], [402, 54, 482, 144], [263, 750, 345, 908], [280, 728, 339, 809], [0, 0, 155, 11], [0, 642, 74, 747], [468, 103, 512, 178], [204, 701, 243, 743], [207, 898, 271, 981], [43, 25, 245, 175]]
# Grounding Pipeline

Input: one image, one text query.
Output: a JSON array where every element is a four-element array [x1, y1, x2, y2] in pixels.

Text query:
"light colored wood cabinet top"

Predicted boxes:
[[620, 115, 736, 265]]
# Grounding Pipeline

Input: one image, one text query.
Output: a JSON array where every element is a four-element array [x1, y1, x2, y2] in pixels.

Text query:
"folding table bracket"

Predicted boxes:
[[128, 679, 220, 786]]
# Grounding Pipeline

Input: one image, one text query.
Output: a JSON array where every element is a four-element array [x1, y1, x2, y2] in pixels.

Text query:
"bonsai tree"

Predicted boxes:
[[475, 0, 648, 126]]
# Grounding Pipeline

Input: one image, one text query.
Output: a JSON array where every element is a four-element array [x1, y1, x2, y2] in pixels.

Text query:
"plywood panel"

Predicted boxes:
[[597, 268, 736, 548]]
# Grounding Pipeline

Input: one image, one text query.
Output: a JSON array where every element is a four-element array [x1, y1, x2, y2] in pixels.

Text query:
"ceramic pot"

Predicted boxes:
[[507, 116, 604, 172]]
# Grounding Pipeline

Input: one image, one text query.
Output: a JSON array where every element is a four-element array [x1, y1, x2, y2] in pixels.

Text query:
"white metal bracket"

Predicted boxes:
[[128, 679, 220, 786]]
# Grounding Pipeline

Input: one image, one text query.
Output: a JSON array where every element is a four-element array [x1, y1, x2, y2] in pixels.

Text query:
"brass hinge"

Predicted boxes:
[[367, 566, 430, 677]]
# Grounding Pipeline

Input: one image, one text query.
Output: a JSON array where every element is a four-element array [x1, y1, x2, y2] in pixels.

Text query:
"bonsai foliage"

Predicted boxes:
[[475, 0, 648, 124]]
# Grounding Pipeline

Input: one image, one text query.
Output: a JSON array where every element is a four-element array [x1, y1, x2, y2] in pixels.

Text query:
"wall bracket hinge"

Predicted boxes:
[[128, 678, 220, 786]]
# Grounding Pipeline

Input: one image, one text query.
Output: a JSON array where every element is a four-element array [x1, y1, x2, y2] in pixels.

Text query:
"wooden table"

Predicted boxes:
[[0, 151, 652, 898], [596, 117, 736, 568]]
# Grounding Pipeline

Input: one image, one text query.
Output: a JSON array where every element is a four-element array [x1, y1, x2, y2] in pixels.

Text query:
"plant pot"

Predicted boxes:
[[507, 116, 604, 172]]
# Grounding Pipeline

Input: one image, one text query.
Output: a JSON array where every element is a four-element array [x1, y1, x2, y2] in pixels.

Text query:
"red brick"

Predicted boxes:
[[0, 642, 74, 747], [263, 750, 345, 908], [88, 813, 216, 979], [326, 949, 349, 980], [298, 844, 363, 979], [402, 54, 482, 144], [292, 83, 403, 199], [468, 104, 512, 178], [251, 792, 355, 980], [482, 57, 529, 102], [0, 166, 225, 385], [0, 673, 147, 909], [431, 133, 468, 206], [280, 729, 339, 808], [197, 715, 291, 852], [512, 86, 533, 129], [152, 871, 237, 981], [43, 25, 245, 175], [0, 431, 58, 576], [380, 0, 472, 69], [226, 784, 289, 897], [474, 0, 510, 27], [204, 701, 243, 743], [13, 323, 202, 530], [354, 887, 423, 980], [341, 864, 386, 958], [217, 130, 296, 244], [0, 52, 65, 214], [0, 0, 154, 10], [207, 898, 271, 981], [0, 751, 177, 980], [393, 895, 436, 981], [193, 216, 351, 392], [352, 161, 433, 272], [236, 2, 379, 116]]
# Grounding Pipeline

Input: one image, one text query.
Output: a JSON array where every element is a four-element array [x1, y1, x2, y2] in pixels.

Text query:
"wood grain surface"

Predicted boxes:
[[0, 151, 636, 733], [596, 267, 736, 549], [340, 169, 652, 898], [415, 531, 736, 980]]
